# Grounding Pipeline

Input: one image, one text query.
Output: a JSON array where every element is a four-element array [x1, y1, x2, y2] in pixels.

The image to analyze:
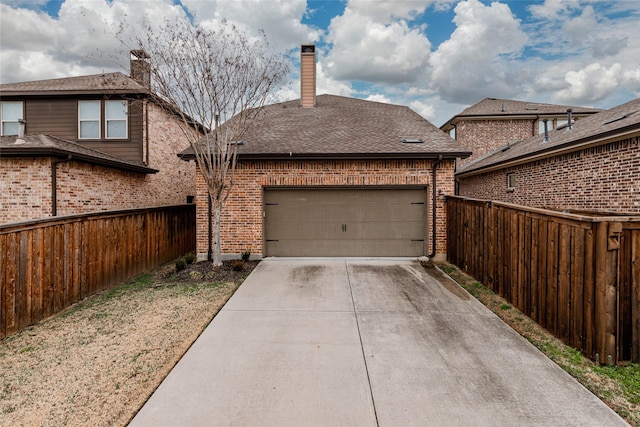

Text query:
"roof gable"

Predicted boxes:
[[457, 97, 640, 175]]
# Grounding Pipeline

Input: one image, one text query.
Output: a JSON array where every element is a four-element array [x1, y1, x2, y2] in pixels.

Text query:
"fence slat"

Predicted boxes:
[[571, 228, 585, 351], [558, 224, 571, 343], [584, 228, 595, 359]]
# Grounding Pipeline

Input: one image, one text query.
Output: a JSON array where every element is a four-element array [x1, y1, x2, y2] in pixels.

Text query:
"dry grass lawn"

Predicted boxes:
[[0, 260, 257, 427]]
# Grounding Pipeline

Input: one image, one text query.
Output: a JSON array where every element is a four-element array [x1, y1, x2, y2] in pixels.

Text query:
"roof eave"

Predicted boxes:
[[179, 151, 471, 161], [456, 125, 640, 178], [442, 111, 600, 129], [0, 89, 149, 97], [0, 146, 158, 174]]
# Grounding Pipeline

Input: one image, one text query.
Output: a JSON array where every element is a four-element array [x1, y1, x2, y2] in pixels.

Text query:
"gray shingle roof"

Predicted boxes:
[[0, 134, 157, 174], [0, 72, 148, 95], [455, 97, 601, 117], [441, 98, 602, 130], [457, 97, 640, 176], [183, 95, 470, 160]]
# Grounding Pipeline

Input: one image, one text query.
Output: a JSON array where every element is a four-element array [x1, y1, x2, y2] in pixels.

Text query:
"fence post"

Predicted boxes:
[[594, 221, 621, 365], [633, 229, 640, 362]]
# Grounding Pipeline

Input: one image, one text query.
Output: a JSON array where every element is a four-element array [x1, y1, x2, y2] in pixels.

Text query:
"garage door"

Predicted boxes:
[[264, 188, 427, 257]]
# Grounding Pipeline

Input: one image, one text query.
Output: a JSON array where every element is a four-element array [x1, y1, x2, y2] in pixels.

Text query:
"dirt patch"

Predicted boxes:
[[0, 259, 258, 427]]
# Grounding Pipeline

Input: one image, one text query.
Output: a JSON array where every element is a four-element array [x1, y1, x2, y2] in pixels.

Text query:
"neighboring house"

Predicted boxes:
[[181, 45, 470, 261], [0, 52, 195, 224], [440, 97, 601, 166], [456, 97, 640, 214]]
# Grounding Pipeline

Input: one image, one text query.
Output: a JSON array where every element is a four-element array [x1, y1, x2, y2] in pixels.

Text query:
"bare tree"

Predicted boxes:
[[118, 19, 289, 265]]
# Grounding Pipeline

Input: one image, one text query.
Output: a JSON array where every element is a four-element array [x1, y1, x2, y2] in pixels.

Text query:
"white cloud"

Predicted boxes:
[[365, 94, 391, 103], [562, 5, 596, 45], [591, 36, 628, 59], [347, 0, 435, 22], [1, 0, 48, 9], [182, 0, 322, 51], [324, 7, 431, 84], [525, 1, 640, 106], [528, 0, 581, 20], [316, 62, 353, 97], [555, 62, 624, 103], [0, 0, 191, 82], [429, 0, 527, 103], [409, 100, 436, 122]]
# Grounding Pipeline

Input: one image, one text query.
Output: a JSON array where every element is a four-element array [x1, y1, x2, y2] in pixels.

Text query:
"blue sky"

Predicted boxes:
[[1, 0, 639, 125]]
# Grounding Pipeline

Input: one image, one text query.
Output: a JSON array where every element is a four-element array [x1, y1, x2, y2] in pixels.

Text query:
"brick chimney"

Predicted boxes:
[[130, 49, 151, 88], [300, 44, 316, 108]]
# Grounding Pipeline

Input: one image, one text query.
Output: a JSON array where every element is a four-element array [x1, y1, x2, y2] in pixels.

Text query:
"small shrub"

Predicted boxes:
[[232, 260, 245, 271], [185, 252, 196, 265], [241, 250, 251, 261], [175, 258, 187, 272]]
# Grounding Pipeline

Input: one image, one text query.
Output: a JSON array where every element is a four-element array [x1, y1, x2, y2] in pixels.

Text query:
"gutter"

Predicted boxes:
[[428, 154, 443, 258], [178, 151, 471, 162]]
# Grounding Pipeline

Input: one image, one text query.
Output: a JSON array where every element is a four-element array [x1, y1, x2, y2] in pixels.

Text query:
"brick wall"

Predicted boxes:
[[0, 103, 195, 224], [0, 157, 52, 223], [458, 137, 640, 213], [456, 119, 535, 166], [195, 158, 455, 260], [143, 103, 196, 205]]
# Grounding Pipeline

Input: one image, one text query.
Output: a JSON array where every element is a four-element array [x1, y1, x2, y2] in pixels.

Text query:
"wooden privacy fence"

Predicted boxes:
[[447, 196, 640, 364], [0, 205, 195, 339]]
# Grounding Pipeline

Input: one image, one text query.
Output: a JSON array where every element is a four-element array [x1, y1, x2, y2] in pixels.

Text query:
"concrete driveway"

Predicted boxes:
[[129, 259, 627, 426]]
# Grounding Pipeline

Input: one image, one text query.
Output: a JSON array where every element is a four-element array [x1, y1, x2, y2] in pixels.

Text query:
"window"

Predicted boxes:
[[507, 173, 516, 190], [1, 101, 23, 136], [537, 120, 546, 135], [78, 101, 101, 139], [78, 100, 129, 140], [105, 100, 128, 139]]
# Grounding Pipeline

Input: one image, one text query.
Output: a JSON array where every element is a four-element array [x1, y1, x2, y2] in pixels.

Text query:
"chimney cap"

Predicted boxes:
[[131, 49, 150, 59], [301, 44, 315, 54]]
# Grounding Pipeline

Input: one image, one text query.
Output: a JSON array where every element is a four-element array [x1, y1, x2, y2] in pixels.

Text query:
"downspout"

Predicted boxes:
[[145, 98, 150, 165], [428, 155, 443, 258], [51, 155, 72, 217]]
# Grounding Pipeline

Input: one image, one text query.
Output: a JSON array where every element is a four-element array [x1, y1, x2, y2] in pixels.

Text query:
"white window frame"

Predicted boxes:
[[105, 100, 128, 139], [78, 100, 101, 139], [507, 173, 516, 190], [1, 101, 24, 136]]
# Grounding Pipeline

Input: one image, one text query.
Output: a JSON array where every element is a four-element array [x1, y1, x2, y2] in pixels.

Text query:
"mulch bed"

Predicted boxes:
[[155, 259, 260, 284]]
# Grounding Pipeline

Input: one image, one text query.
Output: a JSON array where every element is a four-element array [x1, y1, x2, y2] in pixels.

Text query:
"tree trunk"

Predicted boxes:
[[211, 199, 223, 267]]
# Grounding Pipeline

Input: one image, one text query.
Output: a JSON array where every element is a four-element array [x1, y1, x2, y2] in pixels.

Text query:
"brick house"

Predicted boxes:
[[456, 97, 640, 214], [440, 97, 601, 167], [0, 52, 196, 224], [181, 45, 470, 260]]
